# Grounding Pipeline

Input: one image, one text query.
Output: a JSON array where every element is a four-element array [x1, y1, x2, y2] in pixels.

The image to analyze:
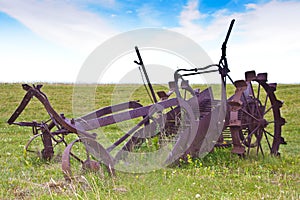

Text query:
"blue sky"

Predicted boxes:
[[0, 0, 300, 83]]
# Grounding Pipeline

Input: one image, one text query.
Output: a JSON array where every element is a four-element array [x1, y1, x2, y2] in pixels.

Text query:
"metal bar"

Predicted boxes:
[[7, 85, 34, 124], [222, 19, 235, 59], [240, 108, 260, 122], [106, 113, 153, 152], [134, 46, 157, 103], [78, 101, 143, 121], [180, 69, 219, 77], [77, 98, 179, 131]]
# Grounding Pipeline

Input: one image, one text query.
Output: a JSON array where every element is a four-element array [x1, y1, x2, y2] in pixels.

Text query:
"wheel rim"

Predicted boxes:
[[238, 75, 285, 156]]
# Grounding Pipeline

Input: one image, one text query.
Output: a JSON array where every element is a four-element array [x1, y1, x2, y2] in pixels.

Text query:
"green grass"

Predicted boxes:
[[0, 83, 299, 199]]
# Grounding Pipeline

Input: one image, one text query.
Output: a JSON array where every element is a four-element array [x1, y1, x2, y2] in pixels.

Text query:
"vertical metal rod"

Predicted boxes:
[[134, 46, 158, 103]]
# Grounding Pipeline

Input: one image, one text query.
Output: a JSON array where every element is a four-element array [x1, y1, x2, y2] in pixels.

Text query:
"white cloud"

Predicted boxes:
[[229, 0, 300, 83], [0, 0, 119, 83], [74, 0, 116, 8], [0, 0, 299, 83], [245, 3, 257, 10], [173, 0, 300, 83], [179, 0, 206, 28], [136, 4, 162, 27], [173, 0, 232, 42], [0, 0, 117, 54]]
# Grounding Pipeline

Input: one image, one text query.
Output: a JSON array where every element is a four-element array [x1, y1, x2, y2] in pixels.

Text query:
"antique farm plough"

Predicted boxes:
[[8, 19, 286, 180]]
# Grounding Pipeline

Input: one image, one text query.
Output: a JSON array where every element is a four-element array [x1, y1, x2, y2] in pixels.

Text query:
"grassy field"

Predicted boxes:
[[0, 83, 299, 199]]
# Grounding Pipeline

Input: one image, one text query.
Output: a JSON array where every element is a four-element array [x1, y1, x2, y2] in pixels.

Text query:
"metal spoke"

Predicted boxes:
[[264, 130, 274, 138], [258, 143, 264, 157], [254, 99, 263, 119], [264, 130, 272, 150], [241, 109, 260, 122], [242, 125, 260, 144], [255, 83, 263, 119], [264, 105, 274, 115], [257, 83, 261, 101], [264, 93, 269, 108]]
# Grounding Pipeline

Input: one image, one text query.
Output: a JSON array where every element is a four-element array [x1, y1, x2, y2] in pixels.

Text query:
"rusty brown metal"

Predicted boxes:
[[62, 138, 115, 181], [227, 80, 247, 155]]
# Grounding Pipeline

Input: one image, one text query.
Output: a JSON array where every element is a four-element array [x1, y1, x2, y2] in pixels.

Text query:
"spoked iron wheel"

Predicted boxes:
[[238, 71, 286, 156]]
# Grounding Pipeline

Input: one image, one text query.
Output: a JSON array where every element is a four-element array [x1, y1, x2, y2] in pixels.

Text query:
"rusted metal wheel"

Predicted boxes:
[[24, 133, 45, 158], [24, 123, 68, 160], [232, 71, 286, 156]]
